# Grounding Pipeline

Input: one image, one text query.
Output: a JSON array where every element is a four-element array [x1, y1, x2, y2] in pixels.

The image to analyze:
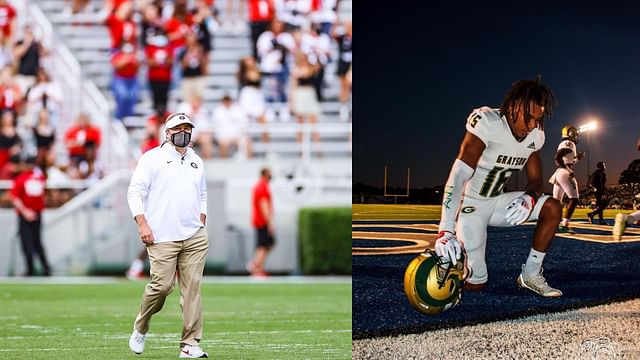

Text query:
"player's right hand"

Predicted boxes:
[[138, 223, 155, 245], [434, 231, 462, 265]]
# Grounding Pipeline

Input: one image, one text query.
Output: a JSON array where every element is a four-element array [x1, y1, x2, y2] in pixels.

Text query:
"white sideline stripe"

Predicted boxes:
[[0, 276, 352, 285], [0, 330, 352, 352], [104, 329, 352, 341]]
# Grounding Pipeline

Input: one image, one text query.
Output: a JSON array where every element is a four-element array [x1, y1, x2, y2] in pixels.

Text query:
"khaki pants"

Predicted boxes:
[[134, 227, 208, 346]]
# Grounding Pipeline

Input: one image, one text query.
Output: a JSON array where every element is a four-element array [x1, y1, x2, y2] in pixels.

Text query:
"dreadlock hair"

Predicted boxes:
[[499, 75, 558, 131]]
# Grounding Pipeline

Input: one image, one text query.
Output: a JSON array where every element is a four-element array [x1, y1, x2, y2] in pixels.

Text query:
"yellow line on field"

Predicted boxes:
[[352, 223, 439, 231], [352, 232, 435, 255], [352, 220, 640, 257]]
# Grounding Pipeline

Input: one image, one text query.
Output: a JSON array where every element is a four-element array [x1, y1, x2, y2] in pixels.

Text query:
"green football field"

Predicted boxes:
[[0, 280, 351, 360], [352, 203, 635, 221]]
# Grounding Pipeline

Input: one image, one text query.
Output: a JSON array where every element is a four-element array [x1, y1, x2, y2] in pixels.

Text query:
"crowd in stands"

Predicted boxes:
[[0, 0, 105, 208], [95, 0, 351, 159], [590, 183, 640, 210], [0, 0, 352, 207]]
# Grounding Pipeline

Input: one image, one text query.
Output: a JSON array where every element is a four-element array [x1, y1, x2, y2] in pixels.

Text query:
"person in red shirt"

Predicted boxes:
[[248, 167, 275, 277], [248, 0, 274, 59], [164, 0, 193, 88], [144, 33, 172, 114], [104, 0, 137, 51], [64, 112, 102, 165], [0, 0, 17, 46], [165, 0, 193, 51], [11, 155, 51, 276], [110, 43, 140, 121]]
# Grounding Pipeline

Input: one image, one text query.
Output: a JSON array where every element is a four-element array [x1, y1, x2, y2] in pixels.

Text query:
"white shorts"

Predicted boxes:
[[456, 191, 551, 285], [548, 167, 579, 200]]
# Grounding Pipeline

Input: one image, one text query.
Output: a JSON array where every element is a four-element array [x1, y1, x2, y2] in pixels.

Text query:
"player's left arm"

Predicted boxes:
[[438, 131, 484, 234]]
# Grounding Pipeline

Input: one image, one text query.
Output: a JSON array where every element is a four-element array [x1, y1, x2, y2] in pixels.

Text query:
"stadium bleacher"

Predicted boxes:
[[33, 0, 351, 159]]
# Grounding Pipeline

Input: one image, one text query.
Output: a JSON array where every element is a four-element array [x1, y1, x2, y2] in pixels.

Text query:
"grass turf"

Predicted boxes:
[[0, 282, 351, 359], [352, 203, 635, 221]]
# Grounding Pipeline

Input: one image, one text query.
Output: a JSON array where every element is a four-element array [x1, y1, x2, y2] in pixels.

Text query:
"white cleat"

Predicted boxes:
[[613, 213, 628, 241], [180, 344, 209, 358], [129, 328, 146, 355], [517, 265, 562, 297]]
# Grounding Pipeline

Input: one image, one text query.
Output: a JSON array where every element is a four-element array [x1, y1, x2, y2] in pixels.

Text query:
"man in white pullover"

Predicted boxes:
[[127, 113, 210, 358]]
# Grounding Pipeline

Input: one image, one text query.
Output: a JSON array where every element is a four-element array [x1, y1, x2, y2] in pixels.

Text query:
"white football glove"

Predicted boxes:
[[504, 194, 536, 225], [434, 231, 462, 265]]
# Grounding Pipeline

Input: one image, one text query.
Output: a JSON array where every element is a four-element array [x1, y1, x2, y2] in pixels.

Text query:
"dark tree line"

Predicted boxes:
[[619, 159, 640, 184]]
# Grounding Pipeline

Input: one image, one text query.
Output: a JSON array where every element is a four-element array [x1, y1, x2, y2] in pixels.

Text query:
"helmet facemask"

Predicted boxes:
[[404, 249, 470, 315]]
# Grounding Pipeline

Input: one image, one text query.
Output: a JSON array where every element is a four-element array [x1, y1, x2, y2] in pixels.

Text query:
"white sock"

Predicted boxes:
[[129, 259, 144, 273], [523, 249, 546, 276], [561, 218, 568, 227]]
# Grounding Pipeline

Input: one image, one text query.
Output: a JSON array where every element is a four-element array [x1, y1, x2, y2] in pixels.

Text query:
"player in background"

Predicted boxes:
[[548, 125, 584, 233], [247, 167, 275, 277], [586, 161, 608, 225], [11, 155, 51, 276], [434, 76, 563, 297], [613, 206, 640, 241]]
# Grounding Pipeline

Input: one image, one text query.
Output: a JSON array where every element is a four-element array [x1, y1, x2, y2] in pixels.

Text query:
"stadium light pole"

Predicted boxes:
[[578, 120, 598, 191]]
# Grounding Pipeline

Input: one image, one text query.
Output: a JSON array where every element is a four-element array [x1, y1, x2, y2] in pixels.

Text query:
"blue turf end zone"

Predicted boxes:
[[352, 221, 640, 339]]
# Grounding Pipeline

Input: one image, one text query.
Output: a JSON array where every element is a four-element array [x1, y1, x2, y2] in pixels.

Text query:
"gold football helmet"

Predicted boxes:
[[561, 125, 580, 144], [404, 249, 469, 315]]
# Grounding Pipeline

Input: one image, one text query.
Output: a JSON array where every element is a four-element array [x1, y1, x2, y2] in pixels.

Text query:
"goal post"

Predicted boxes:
[[383, 166, 411, 199]]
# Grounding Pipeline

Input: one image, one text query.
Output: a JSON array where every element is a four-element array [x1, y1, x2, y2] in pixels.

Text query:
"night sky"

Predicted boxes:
[[355, 2, 640, 191]]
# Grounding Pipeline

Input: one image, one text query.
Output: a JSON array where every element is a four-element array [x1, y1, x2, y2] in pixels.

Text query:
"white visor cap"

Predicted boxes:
[[165, 113, 195, 129]]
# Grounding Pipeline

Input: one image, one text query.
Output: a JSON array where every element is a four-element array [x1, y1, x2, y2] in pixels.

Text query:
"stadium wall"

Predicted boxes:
[[0, 159, 351, 276]]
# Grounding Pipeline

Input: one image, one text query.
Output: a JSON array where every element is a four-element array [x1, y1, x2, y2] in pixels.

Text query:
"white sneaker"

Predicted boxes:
[[516, 265, 562, 297], [180, 344, 209, 358], [613, 213, 628, 241], [129, 328, 146, 354]]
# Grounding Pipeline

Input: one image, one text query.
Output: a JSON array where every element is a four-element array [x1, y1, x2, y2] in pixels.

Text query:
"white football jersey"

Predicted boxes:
[[464, 107, 545, 199], [556, 139, 577, 166]]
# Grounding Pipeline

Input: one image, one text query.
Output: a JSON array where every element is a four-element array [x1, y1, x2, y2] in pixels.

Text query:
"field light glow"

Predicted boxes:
[[578, 121, 598, 133]]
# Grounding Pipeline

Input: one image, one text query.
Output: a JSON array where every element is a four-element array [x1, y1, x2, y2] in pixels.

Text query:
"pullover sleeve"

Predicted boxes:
[[127, 154, 152, 218]]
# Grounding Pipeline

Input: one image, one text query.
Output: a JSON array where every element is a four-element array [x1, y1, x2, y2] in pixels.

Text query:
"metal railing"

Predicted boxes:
[[28, 3, 133, 173]]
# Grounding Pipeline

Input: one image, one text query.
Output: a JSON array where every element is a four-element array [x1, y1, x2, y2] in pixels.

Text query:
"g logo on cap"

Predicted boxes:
[[165, 113, 195, 129]]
